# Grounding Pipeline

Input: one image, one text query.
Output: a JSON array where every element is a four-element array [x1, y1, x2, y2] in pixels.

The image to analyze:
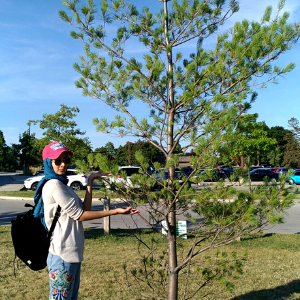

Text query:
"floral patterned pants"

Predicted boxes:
[[47, 253, 81, 300]]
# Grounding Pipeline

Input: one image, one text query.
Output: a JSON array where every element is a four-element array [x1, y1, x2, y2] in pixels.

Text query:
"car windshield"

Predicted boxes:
[[163, 171, 182, 178]]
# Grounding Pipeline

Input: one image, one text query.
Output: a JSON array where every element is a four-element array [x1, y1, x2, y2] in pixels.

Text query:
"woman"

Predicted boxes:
[[34, 141, 139, 300]]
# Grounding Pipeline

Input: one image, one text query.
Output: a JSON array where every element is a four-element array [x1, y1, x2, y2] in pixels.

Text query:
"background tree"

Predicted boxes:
[[282, 129, 300, 168], [267, 145, 283, 166], [218, 113, 276, 167], [288, 117, 300, 141], [33, 104, 92, 162], [115, 143, 128, 166], [0, 131, 18, 171], [61, 0, 300, 298], [132, 140, 162, 164], [115, 139, 162, 166], [0, 131, 7, 171], [16, 131, 40, 174], [95, 141, 116, 162], [265, 126, 288, 166]]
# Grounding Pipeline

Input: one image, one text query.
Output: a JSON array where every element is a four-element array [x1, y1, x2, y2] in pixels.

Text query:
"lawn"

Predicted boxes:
[[1, 226, 300, 299]]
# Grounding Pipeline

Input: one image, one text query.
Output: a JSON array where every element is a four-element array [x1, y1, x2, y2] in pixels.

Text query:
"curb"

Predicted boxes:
[[0, 196, 34, 201]]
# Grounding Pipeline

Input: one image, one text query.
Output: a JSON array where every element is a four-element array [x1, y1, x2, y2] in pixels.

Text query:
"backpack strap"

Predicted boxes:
[[46, 205, 61, 240]]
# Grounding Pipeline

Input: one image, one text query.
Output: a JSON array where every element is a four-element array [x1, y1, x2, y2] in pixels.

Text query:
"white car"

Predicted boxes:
[[105, 166, 142, 188], [24, 169, 88, 191]]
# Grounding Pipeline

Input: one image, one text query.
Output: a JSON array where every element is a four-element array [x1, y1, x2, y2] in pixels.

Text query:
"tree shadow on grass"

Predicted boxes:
[[84, 228, 154, 240], [231, 280, 300, 300], [240, 232, 274, 241]]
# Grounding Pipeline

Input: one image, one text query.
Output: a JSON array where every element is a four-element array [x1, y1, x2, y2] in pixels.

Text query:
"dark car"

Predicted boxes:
[[249, 166, 261, 171], [249, 168, 279, 182], [274, 167, 294, 174], [181, 166, 194, 177], [198, 169, 232, 182], [153, 169, 191, 190]]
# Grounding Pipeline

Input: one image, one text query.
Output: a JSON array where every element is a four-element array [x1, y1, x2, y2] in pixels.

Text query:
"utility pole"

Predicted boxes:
[[127, 141, 132, 165], [28, 120, 35, 135]]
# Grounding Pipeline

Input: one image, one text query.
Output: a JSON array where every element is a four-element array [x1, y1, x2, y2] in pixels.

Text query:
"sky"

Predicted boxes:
[[1, 0, 300, 150]]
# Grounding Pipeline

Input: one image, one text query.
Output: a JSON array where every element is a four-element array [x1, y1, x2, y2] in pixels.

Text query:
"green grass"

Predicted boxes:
[[1, 226, 300, 299]]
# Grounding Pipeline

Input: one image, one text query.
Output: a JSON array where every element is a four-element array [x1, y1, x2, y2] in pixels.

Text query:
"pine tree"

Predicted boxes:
[[60, 0, 300, 298]]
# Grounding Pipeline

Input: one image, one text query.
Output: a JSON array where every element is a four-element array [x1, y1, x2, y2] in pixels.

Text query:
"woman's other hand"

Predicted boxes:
[[115, 206, 140, 215]]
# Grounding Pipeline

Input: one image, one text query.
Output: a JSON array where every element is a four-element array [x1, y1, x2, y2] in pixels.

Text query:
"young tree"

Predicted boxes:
[[60, 0, 299, 298], [33, 104, 92, 161]]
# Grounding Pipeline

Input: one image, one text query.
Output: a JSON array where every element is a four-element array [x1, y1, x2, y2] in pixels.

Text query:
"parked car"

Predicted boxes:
[[249, 168, 279, 182], [288, 171, 300, 185], [201, 169, 232, 182], [105, 166, 142, 188], [181, 166, 194, 177], [249, 166, 261, 171], [24, 169, 88, 191], [153, 169, 191, 190], [35, 170, 45, 176], [274, 167, 294, 174], [191, 168, 233, 183]]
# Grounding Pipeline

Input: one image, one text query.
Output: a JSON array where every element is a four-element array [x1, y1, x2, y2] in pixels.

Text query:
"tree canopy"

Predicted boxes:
[[32, 104, 92, 162], [218, 113, 277, 166]]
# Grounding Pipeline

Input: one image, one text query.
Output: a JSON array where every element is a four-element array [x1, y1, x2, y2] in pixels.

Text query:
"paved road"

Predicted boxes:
[[1, 172, 300, 233], [1, 197, 300, 234], [0, 197, 151, 230], [0, 172, 30, 191]]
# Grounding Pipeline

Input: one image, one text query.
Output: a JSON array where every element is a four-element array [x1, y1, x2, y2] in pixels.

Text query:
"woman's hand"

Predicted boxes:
[[88, 171, 111, 184], [115, 206, 140, 215]]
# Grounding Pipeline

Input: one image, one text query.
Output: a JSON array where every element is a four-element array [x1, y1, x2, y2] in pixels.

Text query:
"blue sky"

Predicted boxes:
[[1, 0, 300, 150]]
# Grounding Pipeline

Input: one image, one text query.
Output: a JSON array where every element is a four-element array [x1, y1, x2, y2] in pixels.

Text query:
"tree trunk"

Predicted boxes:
[[167, 208, 178, 300], [103, 196, 110, 235], [162, 1, 178, 299]]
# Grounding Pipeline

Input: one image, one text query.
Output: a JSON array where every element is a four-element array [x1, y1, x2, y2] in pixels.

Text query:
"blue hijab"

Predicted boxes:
[[33, 158, 69, 230]]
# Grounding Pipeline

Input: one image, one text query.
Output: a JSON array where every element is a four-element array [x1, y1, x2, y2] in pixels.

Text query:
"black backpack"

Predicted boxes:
[[11, 203, 61, 271]]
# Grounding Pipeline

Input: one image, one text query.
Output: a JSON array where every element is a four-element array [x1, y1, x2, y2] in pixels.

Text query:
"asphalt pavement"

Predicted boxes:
[[0, 197, 152, 230], [1, 172, 300, 233], [0, 172, 29, 191]]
